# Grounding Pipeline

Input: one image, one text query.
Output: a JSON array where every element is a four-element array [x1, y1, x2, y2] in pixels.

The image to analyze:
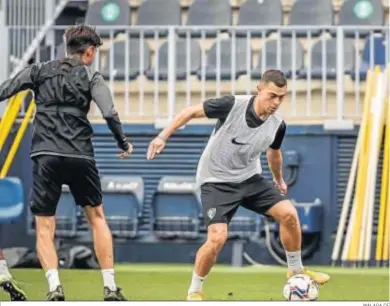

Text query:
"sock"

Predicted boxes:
[[285, 250, 304, 273], [102, 269, 117, 291], [0, 260, 11, 278], [188, 271, 206, 294], [45, 269, 60, 292]]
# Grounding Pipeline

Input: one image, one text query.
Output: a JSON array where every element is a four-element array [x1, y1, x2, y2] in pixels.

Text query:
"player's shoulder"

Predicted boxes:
[[83, 65, 101, 81], [233, 95, 253, 103]]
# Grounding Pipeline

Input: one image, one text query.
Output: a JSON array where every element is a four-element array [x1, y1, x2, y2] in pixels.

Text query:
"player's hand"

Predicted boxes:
[[119, 142, 133, 159], [274, 178, 287, 195], [147, 136, 166, 160]]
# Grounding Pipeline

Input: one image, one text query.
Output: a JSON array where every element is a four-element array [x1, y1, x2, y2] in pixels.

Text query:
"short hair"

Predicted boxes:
[[64, 25, 103, 55], [260, 69, 287, 88]]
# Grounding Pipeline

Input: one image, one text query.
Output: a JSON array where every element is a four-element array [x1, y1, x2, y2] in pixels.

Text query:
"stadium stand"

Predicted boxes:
[[236, 0, 283, 37], [146, 39, 201, 80], [151, 176, 202, 239], [101, 39, 151, 80], [100, 176, 144, 239], [199, 38, 251, 80], [285, 0, 333, 37], [356, 34, 389, 79], [338, 0, 385, 37], [85, 0, 131, 38], [130, 0, 181, 38], [178, 0, 232, 37], [299, 38, 355, 79], [251, 38, 305, 79]]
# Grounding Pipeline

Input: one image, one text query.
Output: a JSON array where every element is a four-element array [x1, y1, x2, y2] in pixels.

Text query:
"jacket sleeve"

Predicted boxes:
[[90, 71, 129, 151], [0, 63, 41, 102]]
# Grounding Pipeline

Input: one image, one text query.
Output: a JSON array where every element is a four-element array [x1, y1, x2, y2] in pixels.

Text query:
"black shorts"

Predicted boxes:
[[30, 155, 102, 216], [201, 174, 287, 227]]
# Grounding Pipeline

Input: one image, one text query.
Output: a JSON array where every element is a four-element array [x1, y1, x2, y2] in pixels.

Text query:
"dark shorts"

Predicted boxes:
[[30, 155, 102, 216], [201, 174, 288, 227]]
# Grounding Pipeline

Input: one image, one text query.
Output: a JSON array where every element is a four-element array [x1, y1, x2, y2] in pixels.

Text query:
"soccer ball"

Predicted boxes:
[[283, 274, 319, 301]]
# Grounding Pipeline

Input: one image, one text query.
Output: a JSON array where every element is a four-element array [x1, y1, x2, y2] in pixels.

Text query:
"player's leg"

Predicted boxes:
[[242, 175, 330, 285], [187, 183, 240, 300], [67, 158, 126, 301], [0, 248, 27, 300], [30, 155, 65, 300]]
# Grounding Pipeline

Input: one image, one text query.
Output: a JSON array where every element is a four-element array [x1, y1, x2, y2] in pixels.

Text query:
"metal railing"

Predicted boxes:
[[4, 25, 390, 122]]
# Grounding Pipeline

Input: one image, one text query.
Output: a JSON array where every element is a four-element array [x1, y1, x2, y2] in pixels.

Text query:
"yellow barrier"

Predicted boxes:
[[0, 101, 35, 178], [0, 91, 29, 150], [381, 66, 390, 263], [347, 67, 381, 262]]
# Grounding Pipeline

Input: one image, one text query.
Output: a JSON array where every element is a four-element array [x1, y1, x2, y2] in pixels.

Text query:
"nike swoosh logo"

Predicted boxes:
[[231, 137, 250, 145]]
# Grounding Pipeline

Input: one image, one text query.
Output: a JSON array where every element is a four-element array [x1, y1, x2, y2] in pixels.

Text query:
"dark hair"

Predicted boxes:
[[260, 69, 287, 88], [64, 25, 103, 55]]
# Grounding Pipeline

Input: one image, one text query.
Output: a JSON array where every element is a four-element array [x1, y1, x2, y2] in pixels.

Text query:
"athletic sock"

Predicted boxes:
[[101, 269, 117, 291], [0, 260, 12, 278], [285, 250, 304, 273], [45, 269, 61, 292], [188, 271, 206, 294]]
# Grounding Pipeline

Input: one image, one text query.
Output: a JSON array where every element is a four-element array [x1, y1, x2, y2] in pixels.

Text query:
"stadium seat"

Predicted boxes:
[[151, 176, 201, 239], [300, 38, 355, 79], [338, 0, 384, 38], [251, 39, 304, 79], [84, 0, 131, 38], [56, 185, 77, 238], [146, 39, 201, 80], [178, 0, 231, 38], [355, 34, 389, 80], [236, 0, 283, 38], [101, 39, 150, 80], [0, 177, 24, 223], [100, 176, 144, 239], [130, 0, 181, 38], [284, 0, 333, 37], [229, 206, 261, 239], [198, 39, 251, 80]]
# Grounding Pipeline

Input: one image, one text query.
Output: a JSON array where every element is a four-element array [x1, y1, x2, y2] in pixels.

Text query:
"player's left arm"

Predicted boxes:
[[0, 64, 41, 102], [267, 121, 287, 194]]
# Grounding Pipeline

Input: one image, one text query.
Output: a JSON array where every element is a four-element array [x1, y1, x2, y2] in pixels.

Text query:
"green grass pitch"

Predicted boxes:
[[0, 264, 388, 301]]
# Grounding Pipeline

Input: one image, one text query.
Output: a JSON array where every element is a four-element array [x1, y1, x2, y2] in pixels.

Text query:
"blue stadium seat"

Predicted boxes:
[[236, 0, 282, 37], [101, 176, 144, 239], [285, 0, 332, 37], [355, 34, 389, 80], [130, 0, 181, 38], [229, 206, 261, 239], [84, 0, 131, 38], [178, 0, 231, 38], [0, 177, 24, 223], [338, 0, 384, 38], [152, 176, 201, 239], [251, 39, 304, 78], [101, 39, 150, 80], [300, 38, 355, 79], [56, 185, 77, 238], [198, 39, 251, 80], [146, 39, 201, 80]]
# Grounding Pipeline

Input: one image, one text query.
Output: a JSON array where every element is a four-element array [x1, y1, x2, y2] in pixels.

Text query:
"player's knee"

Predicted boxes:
[[207, 225, 228, 252], [279, 205, 299, 229], [35, 216, 55, 238], [84, 204, 106, 227]]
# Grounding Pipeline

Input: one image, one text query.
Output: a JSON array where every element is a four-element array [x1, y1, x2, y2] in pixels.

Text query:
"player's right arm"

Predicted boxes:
[[90, 72, 133, 158], [147, 95, 234, 160], [0, 63, 42, 102]]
